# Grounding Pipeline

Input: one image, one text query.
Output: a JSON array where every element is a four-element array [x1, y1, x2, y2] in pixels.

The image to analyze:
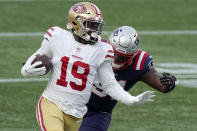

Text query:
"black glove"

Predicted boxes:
[[160, 73, 177, 90]]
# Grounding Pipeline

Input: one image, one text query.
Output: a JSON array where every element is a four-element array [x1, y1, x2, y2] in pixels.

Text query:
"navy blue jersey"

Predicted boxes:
[[87, 50, 153, 113]]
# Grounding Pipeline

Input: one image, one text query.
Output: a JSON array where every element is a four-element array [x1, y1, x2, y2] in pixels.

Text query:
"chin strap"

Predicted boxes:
[[112, 62, 124, 69], [83, 31, 99, 42], [67, 23, 72, 30], [112, 60, 133, 71]]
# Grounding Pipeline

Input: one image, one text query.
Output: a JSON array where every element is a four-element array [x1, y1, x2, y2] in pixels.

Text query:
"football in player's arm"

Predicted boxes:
[[21, 2, 155, 131], [79, 26, 177, 131]]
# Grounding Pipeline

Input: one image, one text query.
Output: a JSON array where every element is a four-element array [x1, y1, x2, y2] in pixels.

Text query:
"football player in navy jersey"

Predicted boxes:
[[79, 26, 177, 131]]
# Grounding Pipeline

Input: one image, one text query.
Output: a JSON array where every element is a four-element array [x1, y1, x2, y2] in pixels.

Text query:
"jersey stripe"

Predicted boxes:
[[140, 52, 148, 70], [132, 50, 142, 70], [37, 96, 47, 131], [136, 51, 145, 70], [50, 27, 54, 31], [36, 103, 41, 130], [105, 46, 114, 58], [45, 27, 55, 38], [46, 31, 52, 37], [132, 50, 148, 70]]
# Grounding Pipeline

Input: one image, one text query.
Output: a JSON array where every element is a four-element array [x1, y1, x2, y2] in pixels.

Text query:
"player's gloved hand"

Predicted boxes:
[[160, 73, 177, 90], [135, 90, 155, 106], [21, 55, 46, 76]]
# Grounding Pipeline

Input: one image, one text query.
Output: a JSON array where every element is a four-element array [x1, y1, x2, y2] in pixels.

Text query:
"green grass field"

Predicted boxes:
[[0, 0, 197, 131]]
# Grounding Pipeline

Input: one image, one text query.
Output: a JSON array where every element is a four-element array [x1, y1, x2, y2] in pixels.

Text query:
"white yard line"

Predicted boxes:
[[0, 0, 188, 2], [0, 0, 81, 2], [0, 0, 132, 2], [0, 32, 43, 37], [156, 63, 197, 68], [0, 63, 197, 88], [156, 68, 197, 74], [0, 30, 197, 37], [0, 0, 37, 1], [179, 80, 197, 88], [0, 78, 48, 83], [104, 30, 197, 35], [139, 30, 197, 35], [155, 63, 197, 74]]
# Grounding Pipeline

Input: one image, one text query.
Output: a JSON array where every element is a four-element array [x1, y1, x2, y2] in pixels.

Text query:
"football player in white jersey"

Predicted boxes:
[[21, 2, 155, 131]]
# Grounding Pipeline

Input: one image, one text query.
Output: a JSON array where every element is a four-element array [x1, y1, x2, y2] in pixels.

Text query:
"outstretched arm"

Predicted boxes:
[[140, 67, 177, 93], [98, 61, 155, 106]]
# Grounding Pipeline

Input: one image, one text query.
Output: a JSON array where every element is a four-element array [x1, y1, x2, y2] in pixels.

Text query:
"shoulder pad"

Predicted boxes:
[[132, 50, 150, 70], [101, 42, 114, 62]]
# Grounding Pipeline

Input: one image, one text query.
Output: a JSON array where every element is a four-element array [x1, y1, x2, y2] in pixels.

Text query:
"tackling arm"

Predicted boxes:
[[140, 67, 177, 93]]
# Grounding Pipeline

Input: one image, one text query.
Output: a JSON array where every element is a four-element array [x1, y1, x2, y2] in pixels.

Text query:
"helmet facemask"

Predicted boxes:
[[82, 19, 104, 43], [113, 48, 138, 68]]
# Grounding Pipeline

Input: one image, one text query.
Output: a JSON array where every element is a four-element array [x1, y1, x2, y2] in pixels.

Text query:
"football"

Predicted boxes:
[[31, 54, 52, 75]]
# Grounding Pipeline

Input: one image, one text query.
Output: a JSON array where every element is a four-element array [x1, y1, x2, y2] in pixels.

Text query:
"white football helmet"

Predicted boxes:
[[109, 26, 139, 68], [67, 2, 104, 43]]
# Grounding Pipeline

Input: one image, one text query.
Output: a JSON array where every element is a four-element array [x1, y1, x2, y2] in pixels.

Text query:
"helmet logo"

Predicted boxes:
[[134, 37, 139, 45], [73, 5, 87, 13], [113, 29, 119, 36]]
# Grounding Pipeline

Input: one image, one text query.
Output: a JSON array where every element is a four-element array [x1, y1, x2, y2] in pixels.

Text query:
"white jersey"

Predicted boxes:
[[36, 26, 114, 118]]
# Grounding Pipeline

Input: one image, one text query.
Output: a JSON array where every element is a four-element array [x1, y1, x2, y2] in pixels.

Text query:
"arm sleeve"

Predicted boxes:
[[34, 39, 53, 58], [26, 38, 52, 62], [97, 61, 139, 106], [98, 42, 114, 66], [21, 39, 52, 76], [32, 26, 61, 58]]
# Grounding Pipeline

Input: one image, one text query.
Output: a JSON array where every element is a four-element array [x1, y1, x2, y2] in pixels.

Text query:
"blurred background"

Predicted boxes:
[[0, 0, 197, 131]]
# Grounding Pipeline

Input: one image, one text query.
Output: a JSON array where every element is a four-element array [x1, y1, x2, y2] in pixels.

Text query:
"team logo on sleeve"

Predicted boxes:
[[148, 56, 154, 70], [73, 5, 87, 13]]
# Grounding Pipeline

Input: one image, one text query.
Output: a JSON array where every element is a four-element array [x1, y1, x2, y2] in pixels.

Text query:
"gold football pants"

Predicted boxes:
[[36, 96, 82, 131]]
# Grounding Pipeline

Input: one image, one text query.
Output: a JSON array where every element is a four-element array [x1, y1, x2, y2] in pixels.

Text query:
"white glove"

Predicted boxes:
[[21, 55, 46, 76], [135, 90, 155, 106]]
